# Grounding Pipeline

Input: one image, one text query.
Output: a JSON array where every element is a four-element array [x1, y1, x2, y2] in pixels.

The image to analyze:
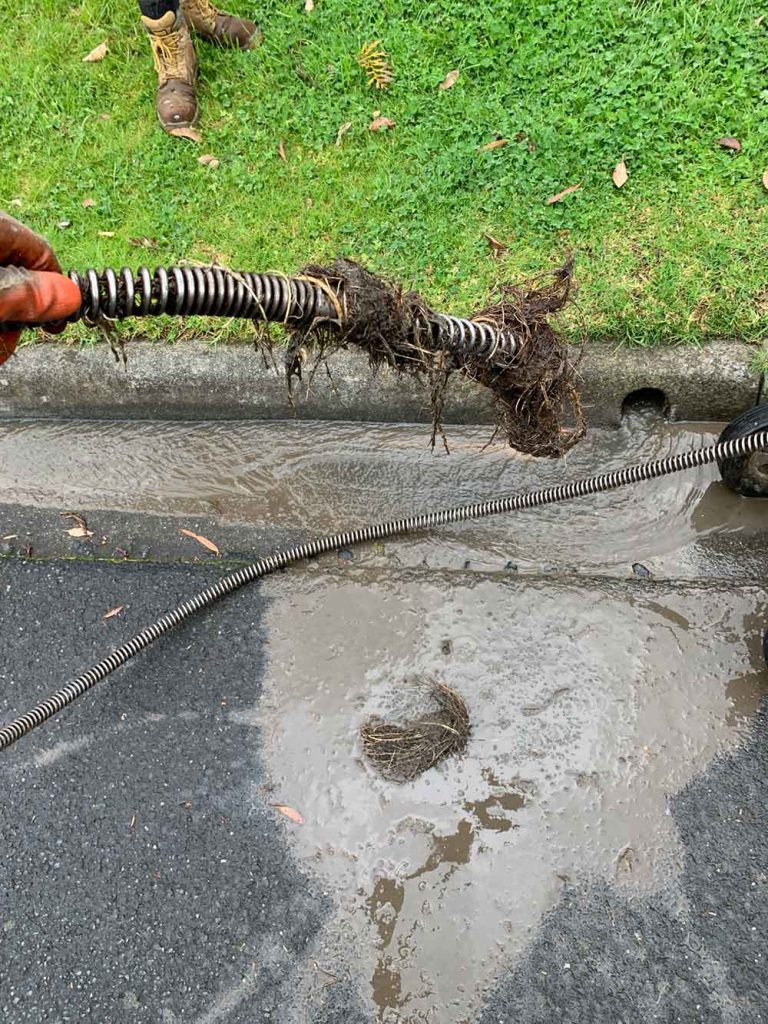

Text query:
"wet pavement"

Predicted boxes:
[[0, 409, 766, 1022]]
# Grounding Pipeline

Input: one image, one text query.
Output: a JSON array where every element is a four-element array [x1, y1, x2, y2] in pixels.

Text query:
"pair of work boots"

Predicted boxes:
[[141, 0, 260, 133]]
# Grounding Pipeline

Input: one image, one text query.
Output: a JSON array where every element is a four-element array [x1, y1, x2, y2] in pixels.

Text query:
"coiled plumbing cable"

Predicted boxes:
[[1, 428, 766, 753], [62, 265, 517, 362]]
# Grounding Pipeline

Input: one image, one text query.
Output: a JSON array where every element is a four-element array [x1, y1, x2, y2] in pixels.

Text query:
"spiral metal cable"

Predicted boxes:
[[63, 265, 519, 362], [1, 429, 766, 753]]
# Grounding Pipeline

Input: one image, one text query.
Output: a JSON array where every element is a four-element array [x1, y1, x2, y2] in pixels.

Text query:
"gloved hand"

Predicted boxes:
[[0, 213, 81, 366]]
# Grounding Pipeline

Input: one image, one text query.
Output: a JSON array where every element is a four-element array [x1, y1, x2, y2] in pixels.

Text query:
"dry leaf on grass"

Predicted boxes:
[[612, 160, 628, 188], [179, 528, 220, 555], [478, 138, 508, 152], [82, 197, 96, 208], [271, 804, 304, 825], [716, 136, 741, 152], [438, 69, 460, 91], [277, 139, 287, 161], [484, 233, 509, 258], [304, 0, 314, 10], [198, 153, 219, 168], [83, 41, 108, 62], [335, 121, 352, 146], [167, 126, 202, 144], [369, 116, 395, 132], [130, 236, 158, 248], [98, 230, 115, 238], [545, 182, 582, 205], [762, 169, 768, 191], [103, 605, 124, 620]]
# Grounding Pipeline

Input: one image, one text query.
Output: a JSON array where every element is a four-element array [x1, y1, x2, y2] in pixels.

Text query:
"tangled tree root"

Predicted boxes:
[[361, 682, 470, 782], [280, 259, 584, 458]]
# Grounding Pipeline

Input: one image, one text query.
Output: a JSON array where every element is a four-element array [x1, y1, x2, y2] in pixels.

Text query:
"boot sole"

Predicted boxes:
[[159, 112, 201, 132]]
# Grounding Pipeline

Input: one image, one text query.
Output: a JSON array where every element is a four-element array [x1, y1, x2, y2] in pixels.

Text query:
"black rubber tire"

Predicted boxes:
[[717, 403, 768, 497]]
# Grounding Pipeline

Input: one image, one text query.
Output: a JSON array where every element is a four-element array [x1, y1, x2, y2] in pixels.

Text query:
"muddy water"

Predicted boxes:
[[251, 573, 767, 1023], [0, 411, 764, 574], [2, 410, 767, 1019]]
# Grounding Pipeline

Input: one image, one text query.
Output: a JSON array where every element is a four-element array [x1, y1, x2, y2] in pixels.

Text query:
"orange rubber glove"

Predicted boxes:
[[0, 213, 82, 366]]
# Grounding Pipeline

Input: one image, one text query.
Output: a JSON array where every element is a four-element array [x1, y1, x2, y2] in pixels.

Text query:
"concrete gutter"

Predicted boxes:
[[0, 339, 762, 425]]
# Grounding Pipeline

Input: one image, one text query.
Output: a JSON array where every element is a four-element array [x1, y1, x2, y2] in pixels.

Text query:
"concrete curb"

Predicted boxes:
[[0, 339, 762, 425]]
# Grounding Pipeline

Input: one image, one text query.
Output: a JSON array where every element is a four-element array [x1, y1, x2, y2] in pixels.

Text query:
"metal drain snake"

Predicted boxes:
[[61, 265, 519, 362], [1, 428, 766, 753]]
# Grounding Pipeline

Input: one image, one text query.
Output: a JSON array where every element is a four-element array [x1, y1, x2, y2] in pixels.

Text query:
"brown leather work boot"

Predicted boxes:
[[141, 9, 199, 132], [181, 0, 261, 49]]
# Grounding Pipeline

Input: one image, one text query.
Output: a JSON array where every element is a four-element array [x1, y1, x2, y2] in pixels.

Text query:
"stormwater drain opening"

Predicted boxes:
[[361, 681, 470, 782], [621, 387, 670, 419]]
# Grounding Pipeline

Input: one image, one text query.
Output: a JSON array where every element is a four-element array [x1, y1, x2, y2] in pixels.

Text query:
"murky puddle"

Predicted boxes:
[[246, 571, 767, 1023], [1, 410, 766, 1019]]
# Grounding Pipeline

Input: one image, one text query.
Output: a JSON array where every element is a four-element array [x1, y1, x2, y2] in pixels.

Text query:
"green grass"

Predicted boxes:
[[2, 0, 768, 346]]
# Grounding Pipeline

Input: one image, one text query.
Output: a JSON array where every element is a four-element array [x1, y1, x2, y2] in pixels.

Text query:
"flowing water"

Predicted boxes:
[[0, 411, 764, 575]]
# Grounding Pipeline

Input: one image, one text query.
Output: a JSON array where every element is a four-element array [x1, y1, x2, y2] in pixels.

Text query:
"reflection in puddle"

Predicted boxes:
[[408, 818, 474, 881], [465, 785, 530, 833], [726, 672, 768, 726]]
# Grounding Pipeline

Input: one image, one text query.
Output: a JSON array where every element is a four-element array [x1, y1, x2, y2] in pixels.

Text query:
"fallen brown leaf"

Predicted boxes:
[[61, 511, 88, 530], [82, 197, 96, 208], [438, 69, 460, 91], [369, 116, 395, 132], [484, 233, 509, 258], [103, 605, 125, 620], [716, 136, 741, 152], [66, 526, 94, 538], [168, 126, 202, 144], [545, 182, 582, 205], [198, 153, 219, 168], [272, 804, 304, 825], [335, 121, 352, 147], [179, 528, 220, 555], [129, 236, 158, 249], [478, 138, 509, 153], [612, 160, 628, 188], [277, 139, 287, 161], [762, 169, 768, 191], [83, 41, 108, 63]]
